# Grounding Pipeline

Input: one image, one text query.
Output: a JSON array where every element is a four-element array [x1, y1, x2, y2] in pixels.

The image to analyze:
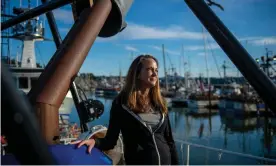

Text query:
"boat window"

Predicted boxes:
[[18, 77, 28, 89], [30, 77, 38, 87]]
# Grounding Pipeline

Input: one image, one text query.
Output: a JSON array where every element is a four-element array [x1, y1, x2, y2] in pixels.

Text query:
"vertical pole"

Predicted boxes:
[[187, 144, 190, 166], [29, 0, 112, 144], [41, 0, 87, 132], [162, 44, 168, 91]]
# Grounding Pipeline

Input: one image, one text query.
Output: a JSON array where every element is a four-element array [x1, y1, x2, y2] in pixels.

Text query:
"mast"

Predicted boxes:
[[162, 44, 168, 91], [222, 61, 228, 79], [202, 27, 210, 87], [179, 54, 182, 77], [202, 26, 211, 108], [182, 44, 188, 90], [119, 61, 122, 84]]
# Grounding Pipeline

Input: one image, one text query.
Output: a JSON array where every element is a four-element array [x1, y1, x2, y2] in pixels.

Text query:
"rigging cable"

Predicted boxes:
[[206, 35, 222, 78]]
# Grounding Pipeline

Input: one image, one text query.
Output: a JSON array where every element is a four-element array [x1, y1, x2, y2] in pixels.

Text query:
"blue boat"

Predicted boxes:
[[1, 145, 112, 165]]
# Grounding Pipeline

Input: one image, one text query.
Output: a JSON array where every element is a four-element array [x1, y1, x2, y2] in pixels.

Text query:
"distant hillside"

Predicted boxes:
[[75, 73, 97, 91]]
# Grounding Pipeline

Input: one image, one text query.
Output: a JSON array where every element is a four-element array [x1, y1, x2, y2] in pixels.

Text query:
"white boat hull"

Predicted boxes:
[[171, 97, 188, 107], [187, 100, 218, 109]]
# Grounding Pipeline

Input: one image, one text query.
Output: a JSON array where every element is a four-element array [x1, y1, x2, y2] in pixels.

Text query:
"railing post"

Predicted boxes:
[[187, 145, 190, 166]]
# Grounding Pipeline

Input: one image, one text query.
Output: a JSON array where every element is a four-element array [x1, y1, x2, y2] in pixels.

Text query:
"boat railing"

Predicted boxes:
[[174, 137, 276, 165]]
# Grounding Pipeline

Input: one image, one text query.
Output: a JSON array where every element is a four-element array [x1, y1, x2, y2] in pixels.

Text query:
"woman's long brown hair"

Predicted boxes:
[[118, 55, 168, 114]]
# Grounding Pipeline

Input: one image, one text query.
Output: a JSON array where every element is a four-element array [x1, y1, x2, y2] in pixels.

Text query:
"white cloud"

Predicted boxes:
[[185, 43, 220, 51], [197, 52, 208, 56], [54, 15, 276, 49], [125, 46, 139, 52], [118, 23, 203, 40], [238, 36, 276, 46], [53, 21, 202, 41], [239, 36, 263, 41], [149, 46, 180, 55], [53, 9, 74, 24], [249, 37, 276, 46]]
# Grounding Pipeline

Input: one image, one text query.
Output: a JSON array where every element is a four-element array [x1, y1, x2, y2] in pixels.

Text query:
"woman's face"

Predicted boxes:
[[138, 58, 158, 88]]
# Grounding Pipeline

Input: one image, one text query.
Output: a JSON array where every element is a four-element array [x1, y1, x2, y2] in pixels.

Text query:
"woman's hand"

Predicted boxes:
[[70, 139, 96, 154]]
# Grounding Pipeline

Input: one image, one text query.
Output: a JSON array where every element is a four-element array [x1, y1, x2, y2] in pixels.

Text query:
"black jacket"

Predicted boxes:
[[94, 98, 179, 165]]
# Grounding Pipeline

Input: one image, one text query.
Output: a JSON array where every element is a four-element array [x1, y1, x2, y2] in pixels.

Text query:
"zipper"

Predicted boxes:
[[122, 104, 163, 165], [149, 126, 161, 165], [153, 113, 164, 132], [122, 105, 148, 129]]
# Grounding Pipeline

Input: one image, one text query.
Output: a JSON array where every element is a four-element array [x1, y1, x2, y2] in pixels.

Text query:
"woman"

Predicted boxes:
[[72, 55, 179, 165]]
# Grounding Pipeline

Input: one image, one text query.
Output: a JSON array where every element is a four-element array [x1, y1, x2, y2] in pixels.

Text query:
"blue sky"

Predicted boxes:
[[9, 0, 276, 77]]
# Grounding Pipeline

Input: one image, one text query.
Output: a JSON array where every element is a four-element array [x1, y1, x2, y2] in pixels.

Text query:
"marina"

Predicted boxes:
[[69, 94, 276, 165]]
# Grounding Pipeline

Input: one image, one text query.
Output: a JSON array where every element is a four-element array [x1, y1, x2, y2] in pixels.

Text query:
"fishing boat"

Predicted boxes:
[[218, 84, 263, 116], [1, 6, 74, 117], [187, 92, 219, 109], [219, 95, 260, 115], [171, 91, 188, 107], [186, 27, 219, 110], [95, 77, 122, 97], [171, 95, 188, 107]]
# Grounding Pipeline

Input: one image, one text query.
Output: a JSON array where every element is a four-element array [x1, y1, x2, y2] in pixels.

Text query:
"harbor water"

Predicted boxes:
[[69, 93, 276, 165]]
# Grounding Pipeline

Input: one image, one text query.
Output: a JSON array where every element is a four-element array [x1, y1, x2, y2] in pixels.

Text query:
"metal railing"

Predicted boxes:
[[174, 138, 276, 165]]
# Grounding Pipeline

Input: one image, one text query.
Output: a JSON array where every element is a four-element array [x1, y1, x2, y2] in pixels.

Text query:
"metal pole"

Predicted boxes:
[[41, 0, 63, 46], [264, 49, 271, 112], [266, 49, 270, 77], [187, 145, 190, 166], [41, 0, 87, 131], [162, 44, 168, 91], [1, 0, 74, 31], [28, 0, 112, 144], [184, 0, 276, 111]]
